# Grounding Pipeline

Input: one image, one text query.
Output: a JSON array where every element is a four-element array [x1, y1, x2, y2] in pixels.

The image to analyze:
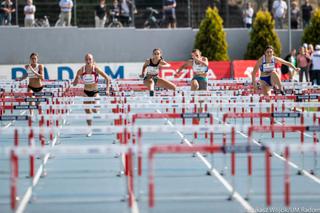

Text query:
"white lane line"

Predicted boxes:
[[156, 109, 256, 213], [15, 135, 58, 213], [15, 115, 67, 213], [2, 111, 27, 129]]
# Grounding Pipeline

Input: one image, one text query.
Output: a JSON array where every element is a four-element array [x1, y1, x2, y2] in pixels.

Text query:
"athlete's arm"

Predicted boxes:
[[176, 60, 192, 74], [193, 56, 209, 67], [37, 64, 45, 80], [18, 65, 29, 81], [140, 60, 149, 78], [275, 57, 300, 72], [159, 59, 170, 68], [72, 69, 82, 86], [96, 67, 111, 94], [252, 58, 262, 88]]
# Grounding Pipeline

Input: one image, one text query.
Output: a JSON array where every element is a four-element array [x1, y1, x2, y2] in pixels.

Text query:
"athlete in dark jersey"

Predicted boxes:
[[140, 48, 176, 96]]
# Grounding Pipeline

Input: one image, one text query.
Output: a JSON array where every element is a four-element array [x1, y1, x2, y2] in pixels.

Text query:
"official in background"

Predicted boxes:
[[310, 45, 320, 86]]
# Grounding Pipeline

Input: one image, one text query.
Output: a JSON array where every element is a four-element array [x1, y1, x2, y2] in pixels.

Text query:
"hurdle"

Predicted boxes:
[[147, 144, 269, 210], [8, 144, 135, 212], [131, 112, 214, 176], [246, 125, 320, 203]]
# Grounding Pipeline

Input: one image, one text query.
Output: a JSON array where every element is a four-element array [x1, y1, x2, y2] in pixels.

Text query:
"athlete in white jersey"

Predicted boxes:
[[16, 53, 45, 118], [73, 53, 111, 136], [176, 49, 209, 90], [140, 48, 176, 96], [19, 53, 44, 93], [252, 45, 300, 96]]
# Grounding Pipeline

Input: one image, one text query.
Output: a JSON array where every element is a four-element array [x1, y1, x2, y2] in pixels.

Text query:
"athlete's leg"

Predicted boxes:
[[84, 91, 93, 126], [271, 71, 283, 90], [259, 80, 272, 96], [191, 79, 199, 91], [27, 87, 35, 117], [156, 78, 176, 91], [92, 93, 100, 114], [144, 77, 155, 96]]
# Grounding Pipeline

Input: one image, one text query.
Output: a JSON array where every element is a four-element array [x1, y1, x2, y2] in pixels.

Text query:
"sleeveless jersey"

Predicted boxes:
[[27, 64, 40, 79], [260, 56, 276, 73], [146, 58, 162, 76], [81, 65, 99, 85], [192, 60, 208, 75]]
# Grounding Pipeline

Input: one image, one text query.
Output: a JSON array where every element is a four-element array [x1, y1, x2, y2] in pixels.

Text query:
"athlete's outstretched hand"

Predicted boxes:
[[139, 74, 145, 79]]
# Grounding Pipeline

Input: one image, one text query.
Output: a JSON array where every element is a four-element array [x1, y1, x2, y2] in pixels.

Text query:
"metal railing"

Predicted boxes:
[[0, 0, 318, 28]]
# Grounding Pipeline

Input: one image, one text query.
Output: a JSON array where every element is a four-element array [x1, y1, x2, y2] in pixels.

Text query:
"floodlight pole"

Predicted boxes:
[[287, 0, 292, 52]]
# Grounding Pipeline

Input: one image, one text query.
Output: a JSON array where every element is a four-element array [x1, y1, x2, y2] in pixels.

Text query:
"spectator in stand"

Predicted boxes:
[[24, 0, 36, 27], [301, 0, 313, 28], [290, 1, 300, 29], [243, 2, 254, 28], [272, 0, 287, 29], [163, 0, 176, 29], [119, 0, 135, 27], [0, 0, 15, 26], [310, 45, 320, 85], [108, 0, 120, 24], [95, 0, 107, 28], [281, 48, 297, 81], [56, 0, 73, 27], [297, 46, 311, 82]]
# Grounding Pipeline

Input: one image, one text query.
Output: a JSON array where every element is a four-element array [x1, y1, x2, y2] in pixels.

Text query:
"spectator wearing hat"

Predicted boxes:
[[310, 45, 320, 85]]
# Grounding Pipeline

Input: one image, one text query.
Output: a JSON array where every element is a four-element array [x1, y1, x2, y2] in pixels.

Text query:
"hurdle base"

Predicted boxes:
[[116, 170, 125, 177], [297, 170, 303, 175], [310, 169, 315, 175], [120, 194, 129, 202], [227, 195, 234, 201], [41, 169, 48, 178], [206, 170, 212, 176]]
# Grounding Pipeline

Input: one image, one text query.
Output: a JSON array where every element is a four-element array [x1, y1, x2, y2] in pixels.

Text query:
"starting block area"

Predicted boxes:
[[0, 79, 320, 213]]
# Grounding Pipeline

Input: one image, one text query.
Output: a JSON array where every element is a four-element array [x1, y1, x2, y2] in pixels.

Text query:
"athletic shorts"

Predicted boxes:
[[144, 75, 159, 85], [28, 85, 44, 93], [84, 90, 99, 97], [192, 76, 208, 90], [260, 76, 272, 86]]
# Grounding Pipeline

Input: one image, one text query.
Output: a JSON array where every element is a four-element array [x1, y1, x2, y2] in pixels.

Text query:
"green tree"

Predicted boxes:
[[194, 7, 229, 61], [245, 10, 281, 59], [302, 9, 320, 46]]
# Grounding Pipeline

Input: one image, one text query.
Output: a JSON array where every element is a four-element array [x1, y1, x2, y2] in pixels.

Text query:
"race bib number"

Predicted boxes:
[[83, 74, 95, 84]]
